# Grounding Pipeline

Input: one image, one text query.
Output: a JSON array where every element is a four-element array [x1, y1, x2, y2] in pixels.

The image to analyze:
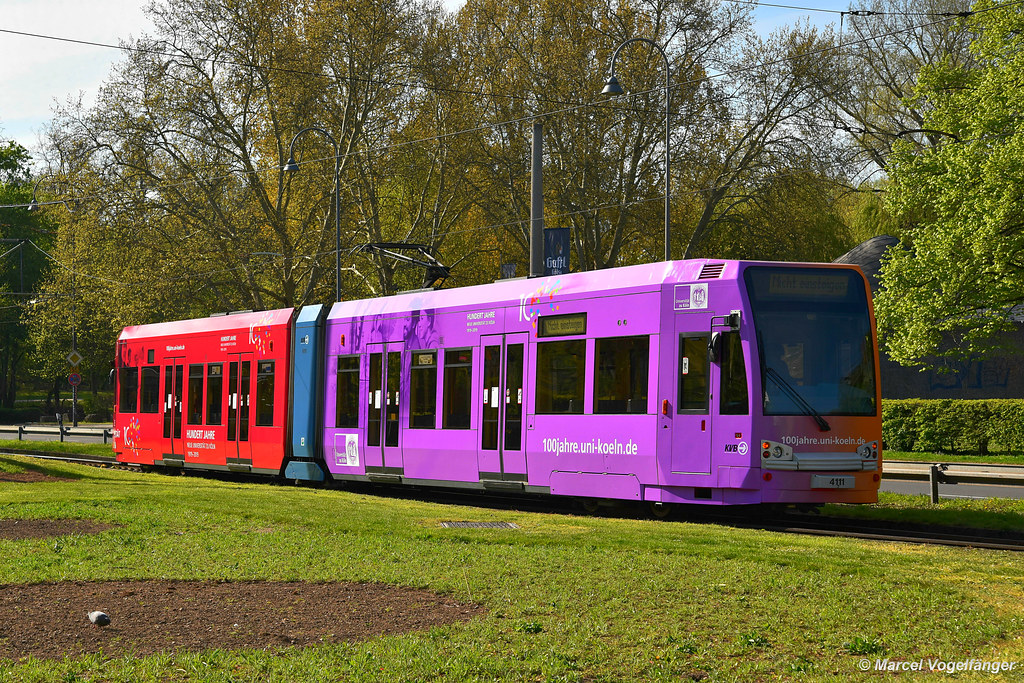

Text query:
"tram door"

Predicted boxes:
[[671, 333, 713, 474], [227, 353, 253, 467], [161, 359, 185, 460], [365, 343, 403, 473], [478, 333, 529, 482]]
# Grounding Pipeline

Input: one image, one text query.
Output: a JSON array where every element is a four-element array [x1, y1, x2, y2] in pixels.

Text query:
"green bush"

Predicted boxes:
[[882, 399, 1024, 455], [81, 393, 113, 420], [0, 407, 42, 424]]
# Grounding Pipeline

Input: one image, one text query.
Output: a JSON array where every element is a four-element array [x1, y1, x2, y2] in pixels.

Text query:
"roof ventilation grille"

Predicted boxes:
[[698, 263, 725, 280]]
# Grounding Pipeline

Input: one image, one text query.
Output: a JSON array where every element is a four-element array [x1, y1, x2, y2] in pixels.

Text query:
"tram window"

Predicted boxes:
[[118, 367, 139, 413], [255, 360, 275, 427], [336, 355, 359, 428], [595, 336, 649, 414], [410, 350, 437, 429], [206, 364, 223, 425], [442, 348, 472, 429], [678, 335, 709, 412], [719, 332, 749, 415], [140, 367, 160, 413], [536, 340, 585, 414], [187, 364, 204, 425]]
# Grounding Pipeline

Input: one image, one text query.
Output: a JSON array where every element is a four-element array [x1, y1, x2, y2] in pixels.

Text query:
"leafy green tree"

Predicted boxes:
[[0, 140, 57, 409], [455, 0, 750, 270], [839, 180, 898, 245], [834, 0, 976, 170], [699, 168, 855, 262], [681, 23, 855, 259], [877, 1, 1024, 365]]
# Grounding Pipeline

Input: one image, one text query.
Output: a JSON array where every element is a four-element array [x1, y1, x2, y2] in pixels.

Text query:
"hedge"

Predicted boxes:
[[882, 399, 1024, 455]]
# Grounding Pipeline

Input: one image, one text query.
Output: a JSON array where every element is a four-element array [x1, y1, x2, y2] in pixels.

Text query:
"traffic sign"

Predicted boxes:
[[66, 350, 83, 366], [68, 372, 82, 387]]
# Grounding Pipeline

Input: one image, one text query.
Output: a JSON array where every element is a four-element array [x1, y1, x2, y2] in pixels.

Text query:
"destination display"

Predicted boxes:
[[537, 312, 587, 337]]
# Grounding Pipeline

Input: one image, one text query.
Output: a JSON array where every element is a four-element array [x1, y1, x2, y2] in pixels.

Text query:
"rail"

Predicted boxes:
[[0, 423, 114, 445], [883, 460, 1024, 503]]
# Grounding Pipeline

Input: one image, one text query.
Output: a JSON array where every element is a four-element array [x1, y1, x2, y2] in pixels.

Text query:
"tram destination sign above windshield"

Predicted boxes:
[[763, 272, 850, 299]]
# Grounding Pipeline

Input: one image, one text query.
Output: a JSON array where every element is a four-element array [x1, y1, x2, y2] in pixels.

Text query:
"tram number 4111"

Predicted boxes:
[[810, 475, 854, 489]]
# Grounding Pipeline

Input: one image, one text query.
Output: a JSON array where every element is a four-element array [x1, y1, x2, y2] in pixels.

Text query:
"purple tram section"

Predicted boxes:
[[318, 259, 881, 506]]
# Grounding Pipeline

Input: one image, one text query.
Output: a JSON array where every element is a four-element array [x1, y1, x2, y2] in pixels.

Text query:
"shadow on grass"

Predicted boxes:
[[826, 493, 1024, 532], [0, 455, 85, 481]]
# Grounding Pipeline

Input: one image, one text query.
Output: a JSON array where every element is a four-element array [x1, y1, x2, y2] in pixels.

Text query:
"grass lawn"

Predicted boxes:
[[0, 440, 115, 460], [2, 455, 1024, 681]]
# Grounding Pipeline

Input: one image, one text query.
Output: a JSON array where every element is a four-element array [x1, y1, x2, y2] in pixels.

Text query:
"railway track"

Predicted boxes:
[[719, 510, 1024, 552], [6, 448, 1024, 552]]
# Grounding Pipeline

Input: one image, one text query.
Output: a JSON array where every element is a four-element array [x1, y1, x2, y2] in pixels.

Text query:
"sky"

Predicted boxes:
[[0, 0, 852, 162]]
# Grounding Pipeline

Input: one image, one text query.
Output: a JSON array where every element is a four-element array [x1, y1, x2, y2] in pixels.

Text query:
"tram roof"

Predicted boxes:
[[119, 307, 295, 341], [327, 259, 741, 321]]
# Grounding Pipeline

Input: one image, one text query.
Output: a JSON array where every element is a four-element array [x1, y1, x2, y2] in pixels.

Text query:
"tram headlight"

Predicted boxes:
[[759, 440, 793, 461], [858, 441, 879, 460]]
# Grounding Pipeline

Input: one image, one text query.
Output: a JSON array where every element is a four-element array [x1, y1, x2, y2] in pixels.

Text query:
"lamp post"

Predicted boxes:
[[284, 127, 342, 302], [602, 37, 672, 262], [27, 181, 80, 426]]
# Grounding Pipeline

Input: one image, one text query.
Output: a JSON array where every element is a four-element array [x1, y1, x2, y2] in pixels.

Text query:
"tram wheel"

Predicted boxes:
[[648, 501, 674, 520], [580, 498, 601, 514]]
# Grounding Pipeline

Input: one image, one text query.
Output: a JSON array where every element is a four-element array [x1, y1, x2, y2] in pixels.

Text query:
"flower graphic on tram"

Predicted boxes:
[[122, 416, 142, 449], [520, 279, 563, 333], [249, 312, 276, 356]]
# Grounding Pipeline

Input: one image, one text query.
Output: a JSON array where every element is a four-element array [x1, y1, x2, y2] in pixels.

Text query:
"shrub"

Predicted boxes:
[[881, 399, 1024, 455]]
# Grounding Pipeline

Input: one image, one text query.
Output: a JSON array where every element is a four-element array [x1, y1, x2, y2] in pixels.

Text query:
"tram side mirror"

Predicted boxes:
[[726, 310, 741, 330], [708, 332, 722, 363], [107, 369, 115, 387]]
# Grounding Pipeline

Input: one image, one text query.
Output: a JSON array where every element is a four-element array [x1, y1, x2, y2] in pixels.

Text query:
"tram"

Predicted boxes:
[[113, 259, 882, 507]]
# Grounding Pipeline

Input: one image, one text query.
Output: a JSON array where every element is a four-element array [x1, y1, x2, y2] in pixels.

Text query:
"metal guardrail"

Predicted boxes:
[[0, 423, 114, 445], [883, 460, 1024, 503]]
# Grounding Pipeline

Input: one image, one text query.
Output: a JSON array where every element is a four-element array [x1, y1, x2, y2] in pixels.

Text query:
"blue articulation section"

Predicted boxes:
[[290, 304, 327, 468]]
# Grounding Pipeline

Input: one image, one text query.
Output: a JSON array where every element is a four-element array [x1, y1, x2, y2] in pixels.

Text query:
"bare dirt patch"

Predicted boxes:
[[0, 518, 115, 541], [0, 580, 485, 661]]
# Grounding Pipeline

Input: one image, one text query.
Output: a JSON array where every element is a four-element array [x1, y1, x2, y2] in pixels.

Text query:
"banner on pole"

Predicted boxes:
[[544, 228, 570, 276]]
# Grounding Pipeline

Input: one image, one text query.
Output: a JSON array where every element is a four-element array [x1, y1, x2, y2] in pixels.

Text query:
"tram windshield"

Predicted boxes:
[[744, 267, 877, 417]]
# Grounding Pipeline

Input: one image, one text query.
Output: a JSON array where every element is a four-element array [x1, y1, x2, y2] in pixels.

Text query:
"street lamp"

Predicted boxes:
[[602, 37, 672, 262], [284, 127, 342, 302]]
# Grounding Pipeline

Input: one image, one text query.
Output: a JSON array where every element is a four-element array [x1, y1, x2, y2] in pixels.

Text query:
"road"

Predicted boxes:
[[881, 479, 1024, 501], [0, 425, 113, 446]]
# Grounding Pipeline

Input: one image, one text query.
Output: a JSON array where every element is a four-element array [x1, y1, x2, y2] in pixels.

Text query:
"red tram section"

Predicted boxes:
[[113, 309, 294, 474]]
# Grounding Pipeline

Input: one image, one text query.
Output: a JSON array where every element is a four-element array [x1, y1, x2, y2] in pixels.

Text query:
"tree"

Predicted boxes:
[[876, 1, 1024, 366], [698, 168, 855, 262], [833, 0, 977, 172], [680, 23, 857, 259], [454, 0, 749, 271], [29, 0, 450, 379], [0, 139, 55, 409]]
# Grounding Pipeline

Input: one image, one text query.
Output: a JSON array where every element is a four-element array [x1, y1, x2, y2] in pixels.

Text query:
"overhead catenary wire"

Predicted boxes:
[[0, 0, 979, 108], [0, 0, 1014, 294], [0, 0, 999, 215]]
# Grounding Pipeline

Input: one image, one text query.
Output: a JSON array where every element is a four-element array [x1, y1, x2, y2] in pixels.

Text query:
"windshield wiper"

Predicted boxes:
[[765, 367, 831, 432]]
